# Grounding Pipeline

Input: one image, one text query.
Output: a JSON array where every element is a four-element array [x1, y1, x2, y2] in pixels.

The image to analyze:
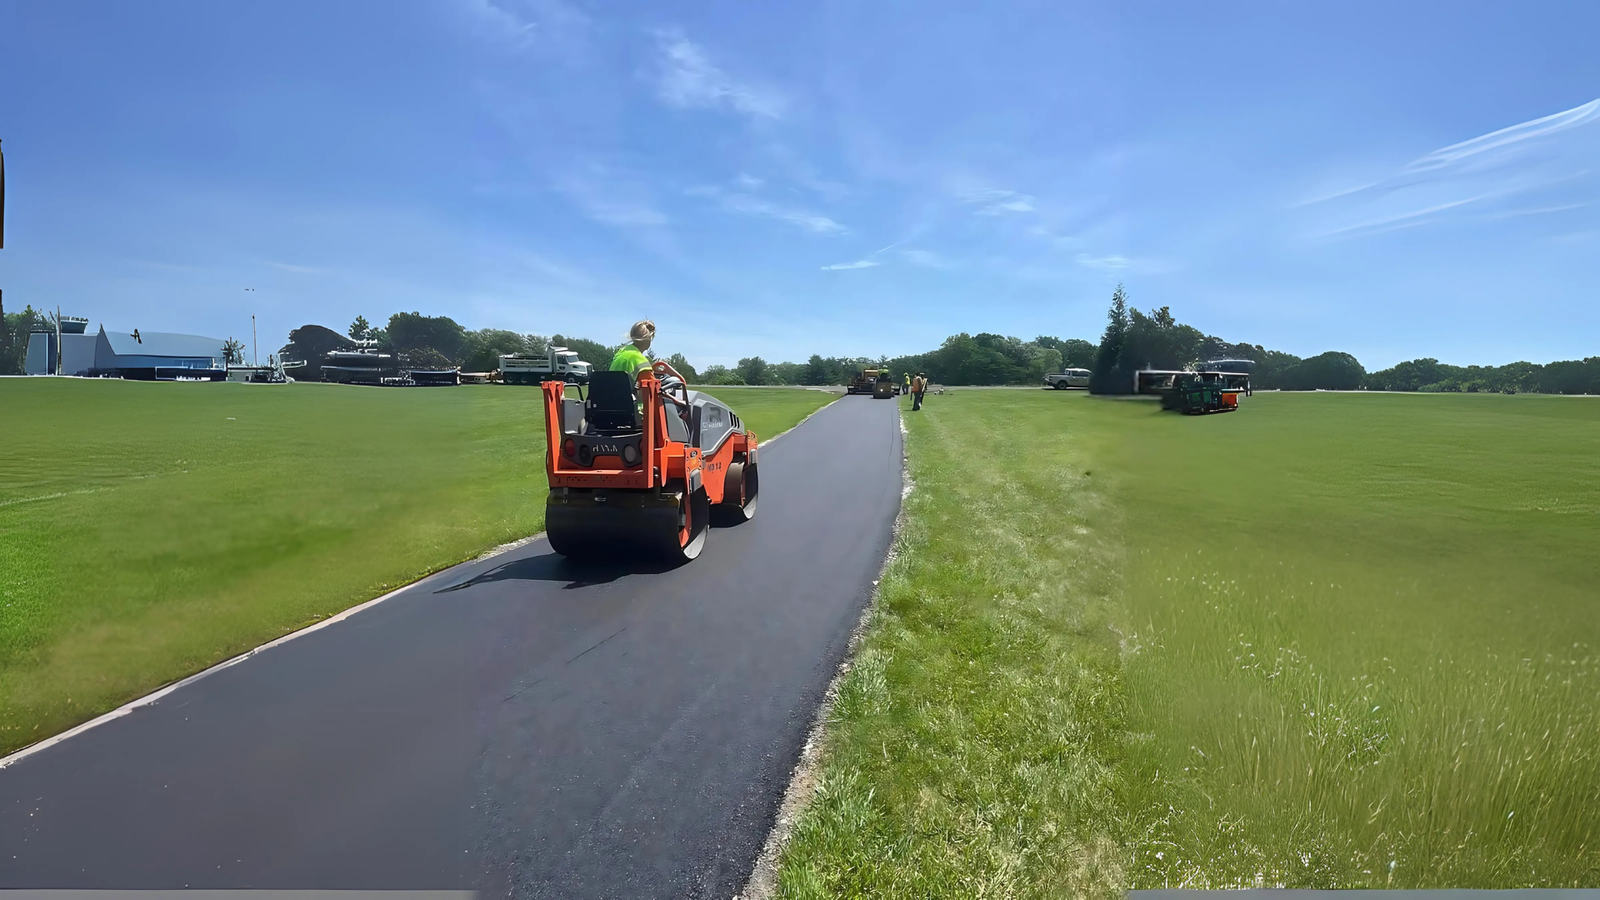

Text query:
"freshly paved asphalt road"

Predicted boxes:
[[0, 395, 903, 897]]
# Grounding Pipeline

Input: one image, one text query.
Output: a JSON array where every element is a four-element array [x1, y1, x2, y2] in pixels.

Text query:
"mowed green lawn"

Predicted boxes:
[[686, 385, 840, 443], [0, 378, 831, 755], [776, 389, 1599, 897]]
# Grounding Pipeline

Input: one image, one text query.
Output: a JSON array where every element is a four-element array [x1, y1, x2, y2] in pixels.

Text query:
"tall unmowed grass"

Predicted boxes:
[[776, 390, 1599, 895], [1114, 392, 1600, 887]]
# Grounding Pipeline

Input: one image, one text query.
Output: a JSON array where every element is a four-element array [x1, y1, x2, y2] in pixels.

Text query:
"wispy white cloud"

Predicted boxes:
[[130, 259, 210, 273], [735, 173, 765, 190], [1318, 196, 1486, 239], [558, 170, 670, 228], [588, 202, 670, 226], [1553, 229, 1600, 244], [1486, 202, 1591, 220], [901, 249, 949, 268], [761, 142, 853, 201], [1030, 226, 1088, 250], [822, 242, 901, 271], [461, 0, 589, 56], [1408, 99, 1599, 176], [1304, 98, 1600, 239], [963, 189, 1037, 215], [688, 185, 845, 234], [265, 261, 326, 275], [654, 30, 784, 120], [1075, 253, 1131, 271]]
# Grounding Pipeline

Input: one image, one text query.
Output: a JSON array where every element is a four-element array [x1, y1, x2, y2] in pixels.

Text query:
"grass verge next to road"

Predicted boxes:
[[0, 378, 832, 756], [691, 386, 837, 445], [775, 390, 1600, 896], [776, 390, 1131, 898]]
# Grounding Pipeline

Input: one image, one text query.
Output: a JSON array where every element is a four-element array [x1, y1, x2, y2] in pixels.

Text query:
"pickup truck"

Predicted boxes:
[[1044, 367, 1091, 389]]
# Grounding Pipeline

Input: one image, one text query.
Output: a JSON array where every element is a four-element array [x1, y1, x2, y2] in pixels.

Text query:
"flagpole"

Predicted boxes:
[[1, 139, 6, 377], [252, 314, 258, 367]]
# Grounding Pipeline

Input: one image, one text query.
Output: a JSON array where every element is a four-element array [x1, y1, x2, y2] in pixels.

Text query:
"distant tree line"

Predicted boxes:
[[686, 336, 1098, 387], [1085, 283, 1600, 394], [1088, 284, 1365, 392], [269, 301, 1597, 395], [1364, 357, 1600, 394]]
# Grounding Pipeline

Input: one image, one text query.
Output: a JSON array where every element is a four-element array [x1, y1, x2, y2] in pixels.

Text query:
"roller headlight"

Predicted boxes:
[[622, 443, 640, 466]]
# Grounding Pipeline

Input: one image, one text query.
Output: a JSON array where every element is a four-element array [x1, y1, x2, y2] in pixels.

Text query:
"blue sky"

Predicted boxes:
[[2, 0, 1596, 370]]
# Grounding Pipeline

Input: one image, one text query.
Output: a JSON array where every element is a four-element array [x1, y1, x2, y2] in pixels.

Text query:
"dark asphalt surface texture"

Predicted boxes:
[[0, 395, 903, 898]]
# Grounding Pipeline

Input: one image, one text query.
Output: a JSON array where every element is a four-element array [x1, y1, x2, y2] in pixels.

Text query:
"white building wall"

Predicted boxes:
[[60, 334, 99, 376], [25, 333, 53, 375], [23, 333, 104, 375]]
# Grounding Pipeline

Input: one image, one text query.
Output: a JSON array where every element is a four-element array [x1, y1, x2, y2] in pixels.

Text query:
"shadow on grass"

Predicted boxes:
[[435, 552, 680, 592]]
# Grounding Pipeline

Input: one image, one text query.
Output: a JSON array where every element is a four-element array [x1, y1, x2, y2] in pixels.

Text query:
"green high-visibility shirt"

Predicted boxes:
[[611, 346, 651, 379]]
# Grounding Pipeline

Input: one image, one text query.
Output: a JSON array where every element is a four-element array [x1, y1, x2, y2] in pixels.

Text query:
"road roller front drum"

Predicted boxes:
[[712, 460, 759, 526]]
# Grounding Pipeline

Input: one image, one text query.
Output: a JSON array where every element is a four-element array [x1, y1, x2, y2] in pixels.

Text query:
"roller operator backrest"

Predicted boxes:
[[586, 370, 642, 435]]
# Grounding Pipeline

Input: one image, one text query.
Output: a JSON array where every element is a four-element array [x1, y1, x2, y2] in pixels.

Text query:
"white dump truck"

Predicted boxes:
[[500, 346, 593, 385]]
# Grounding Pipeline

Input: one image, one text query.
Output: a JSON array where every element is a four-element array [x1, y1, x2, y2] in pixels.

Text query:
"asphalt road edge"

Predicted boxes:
[[0, 566, 475, 772], [0, 395, 841, 773], [737, 407, 911, 900]]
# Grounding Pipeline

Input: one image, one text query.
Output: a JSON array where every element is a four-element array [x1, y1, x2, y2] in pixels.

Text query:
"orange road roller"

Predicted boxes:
[[541, 361, 760, 563]]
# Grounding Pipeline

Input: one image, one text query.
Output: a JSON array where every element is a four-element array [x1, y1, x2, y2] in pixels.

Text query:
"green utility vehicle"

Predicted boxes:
[[1160, 371, 1240, 414]]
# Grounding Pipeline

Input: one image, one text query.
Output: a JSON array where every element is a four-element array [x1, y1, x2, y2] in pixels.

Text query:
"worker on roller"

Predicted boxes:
[[612, 320, 657, 384], [614, 318, 689, 414]]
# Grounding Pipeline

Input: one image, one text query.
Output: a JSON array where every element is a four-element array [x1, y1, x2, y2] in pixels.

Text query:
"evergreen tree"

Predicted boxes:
[[1091, 283, 1130, 393]]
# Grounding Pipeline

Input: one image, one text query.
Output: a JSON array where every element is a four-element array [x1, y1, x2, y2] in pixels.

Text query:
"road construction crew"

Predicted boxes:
[[903, 372, 911, 395], [911, 372, 927, 411]]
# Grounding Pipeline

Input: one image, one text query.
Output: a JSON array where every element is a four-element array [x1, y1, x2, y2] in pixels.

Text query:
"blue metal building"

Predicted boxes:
[[26, 324, 226, 379]]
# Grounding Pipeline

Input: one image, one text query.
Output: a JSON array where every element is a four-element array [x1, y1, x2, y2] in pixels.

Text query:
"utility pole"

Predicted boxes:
[[56, 305, 62, 376]]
